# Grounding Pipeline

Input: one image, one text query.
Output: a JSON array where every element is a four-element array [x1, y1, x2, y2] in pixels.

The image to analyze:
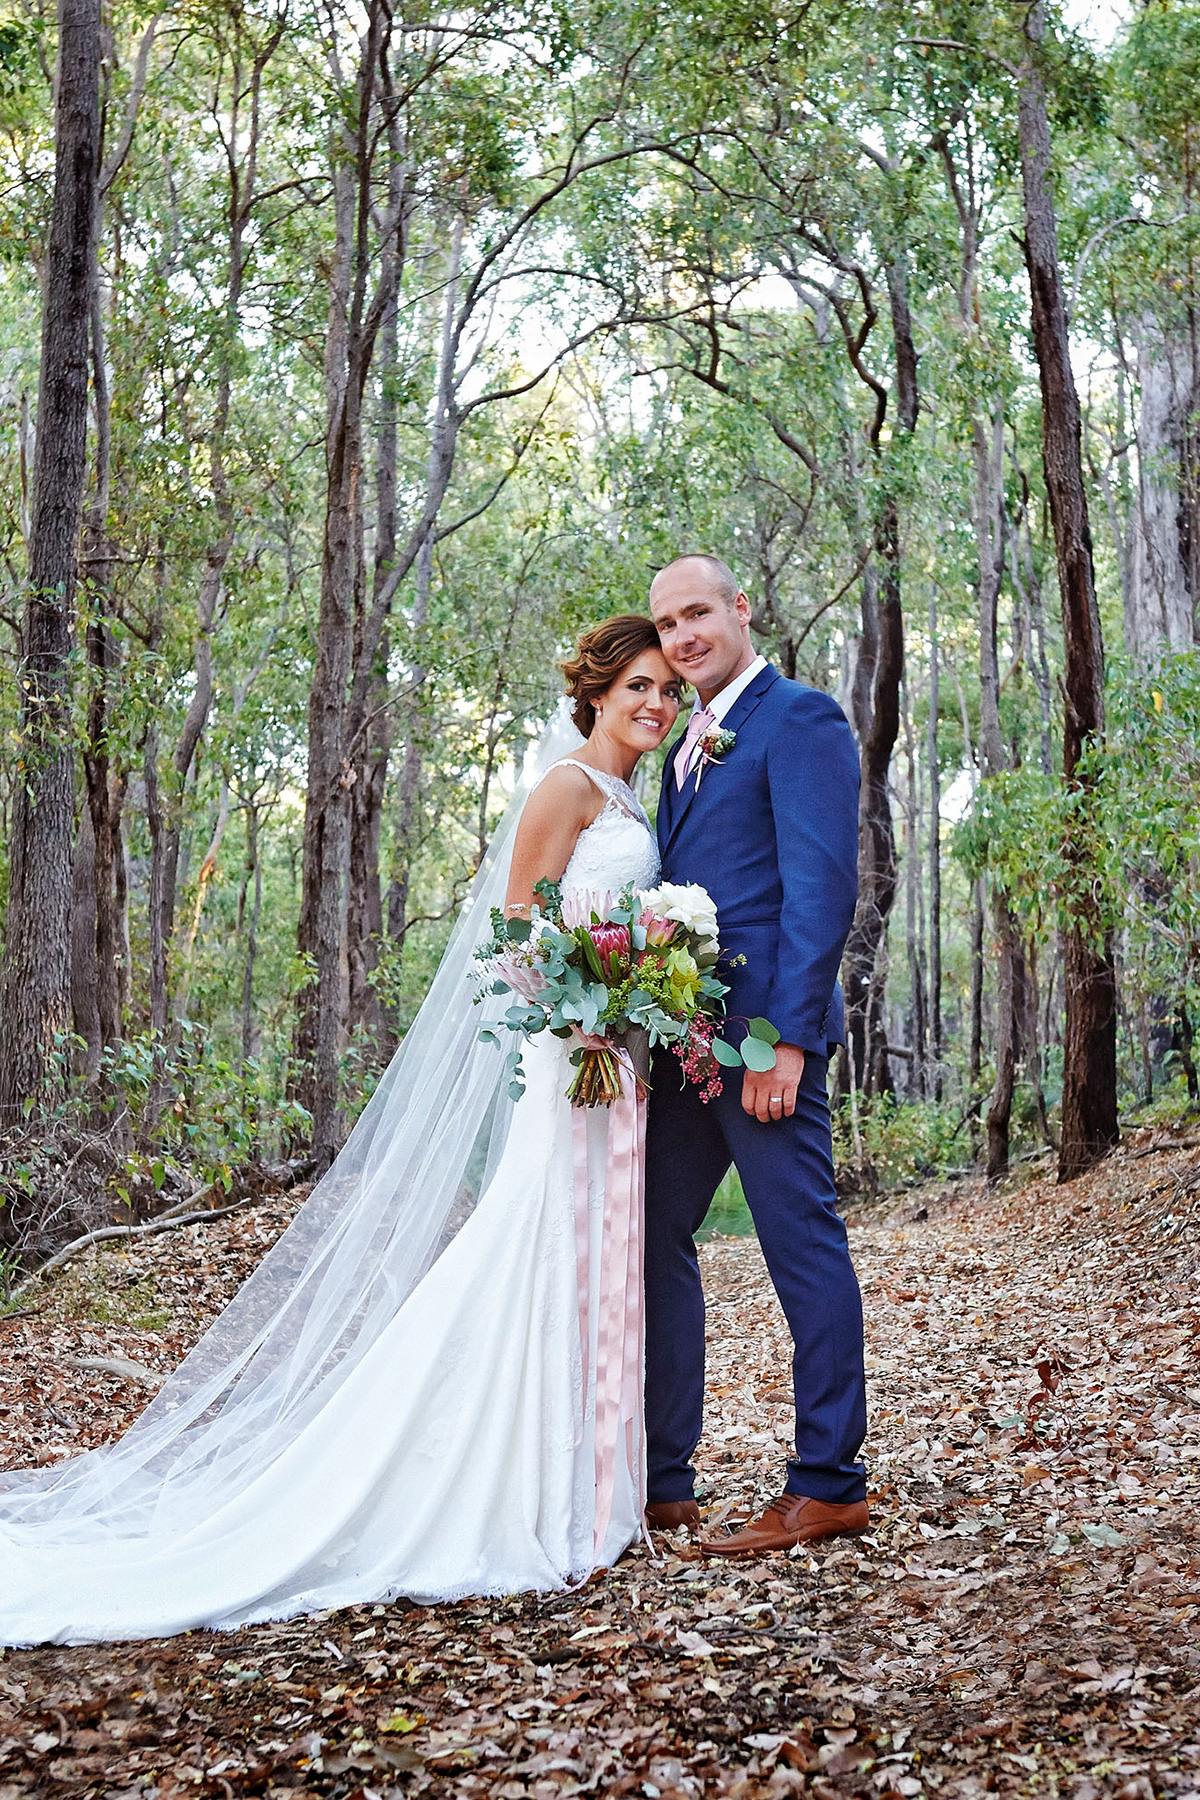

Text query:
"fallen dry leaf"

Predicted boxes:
[[1, 1130, 1198, 1796]]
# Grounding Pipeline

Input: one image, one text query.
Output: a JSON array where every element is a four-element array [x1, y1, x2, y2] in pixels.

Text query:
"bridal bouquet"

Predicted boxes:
[[475, 879, 779, 1107]]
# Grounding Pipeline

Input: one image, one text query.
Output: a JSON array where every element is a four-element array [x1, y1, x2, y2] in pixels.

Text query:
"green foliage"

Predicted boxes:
[[835, 1092, 972, 1191], [1119, 0, 1200, 155], [0, 1245, 23, 1307], [959, 654, 1200, 1023], [1, 0, 1197, 1211]]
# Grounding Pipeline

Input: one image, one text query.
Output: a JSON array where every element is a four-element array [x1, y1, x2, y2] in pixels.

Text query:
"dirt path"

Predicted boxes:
[[1, 1129, 1198, 1798]]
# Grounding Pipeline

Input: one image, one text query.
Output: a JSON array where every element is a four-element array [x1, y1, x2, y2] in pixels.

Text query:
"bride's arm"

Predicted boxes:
[[505, 765, 602, 915]]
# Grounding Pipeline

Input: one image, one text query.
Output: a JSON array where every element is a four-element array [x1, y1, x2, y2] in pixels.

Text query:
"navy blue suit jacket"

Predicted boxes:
[[656, 663, 859, 1055]]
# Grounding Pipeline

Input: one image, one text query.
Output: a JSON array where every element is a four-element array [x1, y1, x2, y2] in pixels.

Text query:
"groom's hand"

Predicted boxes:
[[742, 1042, 805, 1122]]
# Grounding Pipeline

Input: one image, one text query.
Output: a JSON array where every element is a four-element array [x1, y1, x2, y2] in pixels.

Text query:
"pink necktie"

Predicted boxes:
[[673, 706, 715, 790]]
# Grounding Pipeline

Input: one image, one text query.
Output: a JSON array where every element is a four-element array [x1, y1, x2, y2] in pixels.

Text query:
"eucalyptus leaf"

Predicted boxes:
[[746, 1016, 781, 1045], [740, 1035, 778, 1072]]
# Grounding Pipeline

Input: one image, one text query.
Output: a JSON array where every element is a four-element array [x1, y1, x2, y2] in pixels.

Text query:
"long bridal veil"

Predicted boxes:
[[0, 702, 585, 1544]]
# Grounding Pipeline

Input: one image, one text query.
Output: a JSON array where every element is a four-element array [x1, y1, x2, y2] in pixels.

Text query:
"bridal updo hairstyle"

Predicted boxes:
[[561, 614, 667, 737]]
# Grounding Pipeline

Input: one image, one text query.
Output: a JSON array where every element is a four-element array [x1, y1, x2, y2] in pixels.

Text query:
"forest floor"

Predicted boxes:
[[1, 1124, 1198, 1800]]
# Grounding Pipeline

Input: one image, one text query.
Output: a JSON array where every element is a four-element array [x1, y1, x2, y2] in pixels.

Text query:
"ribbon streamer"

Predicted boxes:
[[570, 1039, 648, 1563]]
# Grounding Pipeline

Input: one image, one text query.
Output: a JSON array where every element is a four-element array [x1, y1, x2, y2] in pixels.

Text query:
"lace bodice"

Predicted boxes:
[[545, 759, 660, 899]]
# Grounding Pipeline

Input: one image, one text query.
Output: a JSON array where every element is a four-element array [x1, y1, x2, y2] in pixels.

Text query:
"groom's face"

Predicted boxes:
[[649, 564, 754, 703]]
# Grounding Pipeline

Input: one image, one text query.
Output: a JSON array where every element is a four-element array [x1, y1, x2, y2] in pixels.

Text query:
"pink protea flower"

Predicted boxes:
[[638, 908, 677, 947], [492, 945, 548, 1003], [561, 888, 613, 928], [588, 922, 631, 974]]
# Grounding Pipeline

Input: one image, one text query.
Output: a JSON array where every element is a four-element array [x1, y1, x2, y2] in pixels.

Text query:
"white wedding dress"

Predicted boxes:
[[0, 756, 659, 1645]]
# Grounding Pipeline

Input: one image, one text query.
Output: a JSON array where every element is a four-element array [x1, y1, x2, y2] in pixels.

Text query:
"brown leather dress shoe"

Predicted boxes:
[[645, 1499, 702, 1532], [700, 1493, 868, 1557]]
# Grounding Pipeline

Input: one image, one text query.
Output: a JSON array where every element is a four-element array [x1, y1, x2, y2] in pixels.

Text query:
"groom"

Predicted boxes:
[[643, 553, 868, 1554]]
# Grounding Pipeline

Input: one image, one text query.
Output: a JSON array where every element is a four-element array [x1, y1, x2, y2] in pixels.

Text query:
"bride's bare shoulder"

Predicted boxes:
[[516, 760, 606, 844], [506, 759, 603, 908], [529, 759, 601, 812]]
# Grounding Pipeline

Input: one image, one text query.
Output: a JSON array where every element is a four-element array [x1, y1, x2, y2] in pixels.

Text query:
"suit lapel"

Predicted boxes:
[[713, 660, 779, 736], [660, 663, 780, 857]]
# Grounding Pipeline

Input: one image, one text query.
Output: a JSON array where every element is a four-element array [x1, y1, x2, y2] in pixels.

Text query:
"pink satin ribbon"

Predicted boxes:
[[570, 1038, 648, 1563]]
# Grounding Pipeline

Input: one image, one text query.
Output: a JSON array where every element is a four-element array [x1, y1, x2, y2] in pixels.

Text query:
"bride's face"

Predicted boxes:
[[594, 649, 682, 756]]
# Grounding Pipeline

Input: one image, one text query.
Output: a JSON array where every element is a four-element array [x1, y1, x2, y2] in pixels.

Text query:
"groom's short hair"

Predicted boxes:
[[653, 553, 741, 607]]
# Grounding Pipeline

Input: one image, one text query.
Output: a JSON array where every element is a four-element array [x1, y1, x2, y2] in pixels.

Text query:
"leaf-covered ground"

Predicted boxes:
[[2, 1126, 1198, 1799]]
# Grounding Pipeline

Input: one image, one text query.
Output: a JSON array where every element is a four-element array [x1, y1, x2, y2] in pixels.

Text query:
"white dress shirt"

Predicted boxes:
[[701, 652, 769, 726]]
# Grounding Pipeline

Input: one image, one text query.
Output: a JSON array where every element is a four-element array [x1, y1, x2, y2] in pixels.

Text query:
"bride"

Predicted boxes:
[[0, 615, 681, 1645]]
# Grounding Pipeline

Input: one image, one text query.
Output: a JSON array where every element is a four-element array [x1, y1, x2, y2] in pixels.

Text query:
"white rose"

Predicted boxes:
[[638, 881, 720, 942]]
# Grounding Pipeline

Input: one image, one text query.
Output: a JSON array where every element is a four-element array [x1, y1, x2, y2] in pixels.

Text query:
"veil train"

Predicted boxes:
[[0, 703, 585, 1550]]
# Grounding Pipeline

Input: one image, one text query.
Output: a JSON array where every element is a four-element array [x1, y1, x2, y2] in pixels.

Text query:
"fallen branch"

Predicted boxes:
[[1130, 1135, 1200, 1160], [70, 1354, 164, 1389], [10, 1161, 314, 1301], [10, 1195, 267, 1298]]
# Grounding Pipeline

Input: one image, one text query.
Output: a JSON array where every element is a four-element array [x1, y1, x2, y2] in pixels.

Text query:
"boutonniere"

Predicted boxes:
[[694, 724, 737, 789]]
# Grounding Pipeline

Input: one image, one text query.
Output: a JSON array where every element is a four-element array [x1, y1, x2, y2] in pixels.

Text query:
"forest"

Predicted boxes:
[[2, 0, 1200, 1278]]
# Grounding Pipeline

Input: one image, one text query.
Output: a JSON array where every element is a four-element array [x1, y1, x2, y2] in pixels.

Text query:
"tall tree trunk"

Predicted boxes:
[[294, 152, 359, 1158], [144, 715, 169, 1036], [902, 682, 927, 1097], [0, 0, 100, 1124], [174, 782, 230, 1023], [384, 218, 467, 956], [71, 15, 152, 1095], [149, 14, 279, 1059], [1018, 2, 1118, 1180], [70, 806, 101, 1080], [346, 691, 389, 1049], [943, 123, 1023, 1177], [1011, 463, 1056, 774], [968, 876, 985, 1149], [240, 801, 262, 1065], [295, 0, 391, 1162], [1174, 1002, 1199, 1103], [985, 896, 1024, 1182], [1128, 316, 1197, 654], [842, 256, 914, 1096], [843, 553, 900, 1097], [927, 589, 942, 1100], [81, 274, 126, 1077], [1092, 324, 1134, 625], [975, 405, 1008, 773], [345, 137, 404, 1053], [974, 400, 1023, 1180], [1024, 936, 1054, 1146], [385, 530, 432, 952]]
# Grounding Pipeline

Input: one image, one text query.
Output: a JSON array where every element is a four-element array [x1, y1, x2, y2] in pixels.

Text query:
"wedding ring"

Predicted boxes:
[[769, 1095, 783, 1110]]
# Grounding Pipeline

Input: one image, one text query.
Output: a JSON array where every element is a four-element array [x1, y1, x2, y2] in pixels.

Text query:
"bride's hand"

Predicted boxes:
[[742, 1043, 805, 1123]]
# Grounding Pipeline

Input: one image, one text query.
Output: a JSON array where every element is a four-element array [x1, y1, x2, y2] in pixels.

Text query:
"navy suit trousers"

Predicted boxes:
[[643, 1050, 868, 1506]]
